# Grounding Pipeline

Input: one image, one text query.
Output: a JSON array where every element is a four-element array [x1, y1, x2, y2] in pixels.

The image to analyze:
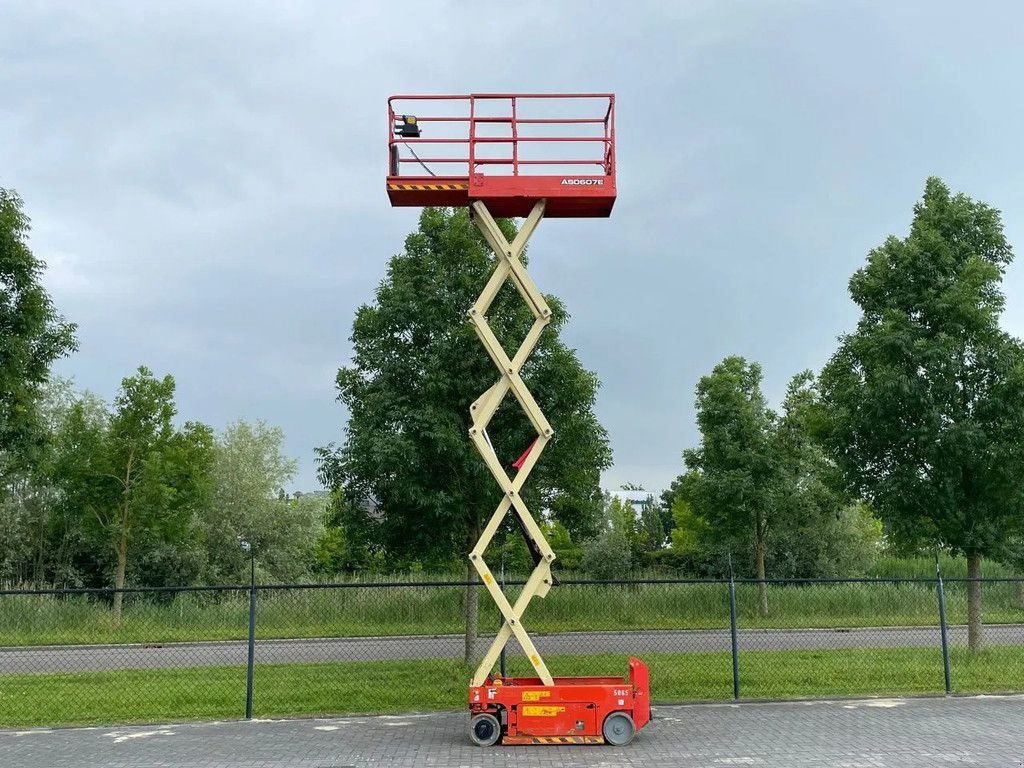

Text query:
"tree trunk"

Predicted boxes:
[[112, 531, 128, 627], [967, 552, 983, 653], [464, 556, 478, 664], [755, 538, 769, 617]]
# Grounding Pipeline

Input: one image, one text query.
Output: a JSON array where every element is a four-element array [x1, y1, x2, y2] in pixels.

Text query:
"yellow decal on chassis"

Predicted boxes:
[[522, 706, 565, 717], [521, 691, 550, 702]]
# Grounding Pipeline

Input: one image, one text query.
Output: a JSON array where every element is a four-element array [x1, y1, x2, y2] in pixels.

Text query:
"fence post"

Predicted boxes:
[[245, 554, 257, 719], [728, 555, 740, 700], [935, 552, 952, 695]]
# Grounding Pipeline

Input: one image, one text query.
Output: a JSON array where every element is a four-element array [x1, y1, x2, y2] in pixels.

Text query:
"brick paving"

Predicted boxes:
[[3, 695, 1023, 768]]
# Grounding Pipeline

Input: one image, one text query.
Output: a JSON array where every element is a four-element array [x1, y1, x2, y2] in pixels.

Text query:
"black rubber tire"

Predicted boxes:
[[602, 711, 636, 746], [469, 713, 501, 747]]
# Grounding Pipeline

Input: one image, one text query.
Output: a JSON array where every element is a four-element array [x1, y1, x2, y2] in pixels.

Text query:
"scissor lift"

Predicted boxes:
[[387, 93, 649, 747]]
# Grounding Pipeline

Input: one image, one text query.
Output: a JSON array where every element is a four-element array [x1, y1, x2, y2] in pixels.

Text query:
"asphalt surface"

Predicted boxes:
[[3, 696, 1024, 767], [2, 624, 1022, 674]]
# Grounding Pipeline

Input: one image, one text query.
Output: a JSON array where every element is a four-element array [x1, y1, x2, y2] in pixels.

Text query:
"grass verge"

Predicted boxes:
[[2, 646, 1023, 729]]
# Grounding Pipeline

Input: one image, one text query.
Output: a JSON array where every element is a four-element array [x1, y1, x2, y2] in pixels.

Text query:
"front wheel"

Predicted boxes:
[[469, 712, 501, 747], [602, 711, 635, 746]]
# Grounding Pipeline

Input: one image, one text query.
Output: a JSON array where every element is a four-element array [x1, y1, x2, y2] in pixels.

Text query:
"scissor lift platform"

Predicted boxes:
[[387, 93, 616, 218]]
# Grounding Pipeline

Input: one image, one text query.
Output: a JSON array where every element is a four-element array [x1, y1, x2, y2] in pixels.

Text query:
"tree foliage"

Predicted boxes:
[[0, 378, 85, 585], [55, 367, 213, 620], [597, 493, 666, 568], [201, 420, 322, 583], [671, 363, 882, 586], [0, 377, 323, 591], [819, 177, 1024, 649], [544, 520, 583, 571], [770, 372, 881, 578], [580, 526, 632, 580], [0, 189, 77, 475], [682, 356, 776, 611], [317, 207, 612, 567]]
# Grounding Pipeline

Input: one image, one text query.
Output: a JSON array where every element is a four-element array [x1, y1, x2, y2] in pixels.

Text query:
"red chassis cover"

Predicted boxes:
[[469, 657, 650, 745]]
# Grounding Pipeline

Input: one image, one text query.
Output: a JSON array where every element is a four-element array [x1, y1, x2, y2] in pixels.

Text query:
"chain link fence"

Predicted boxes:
[[1, 577, 1022, 727]]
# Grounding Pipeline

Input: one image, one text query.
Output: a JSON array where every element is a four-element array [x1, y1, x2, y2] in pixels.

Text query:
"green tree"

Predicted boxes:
[[313, 492, 377, 575], [602, 492, 666, 566], [580, 526, 632, 580], [683, 356, 777, 614], [0, 189, 77, 477], [654, 492, 676, 548], [671, 368, 878, 583], [0, 378, 97, 586], [818, 178, 1024, 650], [769, 372, 882, 578], [606, 494, 638, 544], [660, 480, 736, 578], [314, 525, 352, 575], [56, 367, 213, 622], [201, 420, 321, 583], [318, 207, 611, 660], [669, 491, 710, 555], [636, 496, 667, 559], [543, 519, 583, 571]]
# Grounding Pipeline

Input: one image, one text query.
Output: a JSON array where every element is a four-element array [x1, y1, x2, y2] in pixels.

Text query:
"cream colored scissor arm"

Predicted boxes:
[[467, 200, 558, 687]]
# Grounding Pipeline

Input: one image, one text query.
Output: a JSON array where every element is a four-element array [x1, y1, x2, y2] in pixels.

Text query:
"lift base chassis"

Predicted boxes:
[[469, 657, 650, 746]]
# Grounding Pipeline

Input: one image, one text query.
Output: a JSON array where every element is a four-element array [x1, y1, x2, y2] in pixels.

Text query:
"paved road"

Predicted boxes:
[[1, 624, 1022, 675], [3, 696, 1023, 767]]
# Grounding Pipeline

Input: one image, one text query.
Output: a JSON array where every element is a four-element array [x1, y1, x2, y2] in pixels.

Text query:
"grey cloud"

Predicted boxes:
[[3, 1, 1024, 495]]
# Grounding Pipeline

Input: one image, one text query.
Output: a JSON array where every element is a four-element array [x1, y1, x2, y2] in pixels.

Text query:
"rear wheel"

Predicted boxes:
[[469, 712, 501, 747], [602, 711, 635, 746]]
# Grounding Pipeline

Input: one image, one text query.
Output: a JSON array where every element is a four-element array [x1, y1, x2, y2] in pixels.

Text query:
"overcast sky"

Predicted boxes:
[[3, 1, 1024, 495]]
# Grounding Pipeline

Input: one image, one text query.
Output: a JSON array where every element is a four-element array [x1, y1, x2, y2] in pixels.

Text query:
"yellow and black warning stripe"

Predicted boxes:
[[504, 736, 604, 745], [388, 183, 469, 191]]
